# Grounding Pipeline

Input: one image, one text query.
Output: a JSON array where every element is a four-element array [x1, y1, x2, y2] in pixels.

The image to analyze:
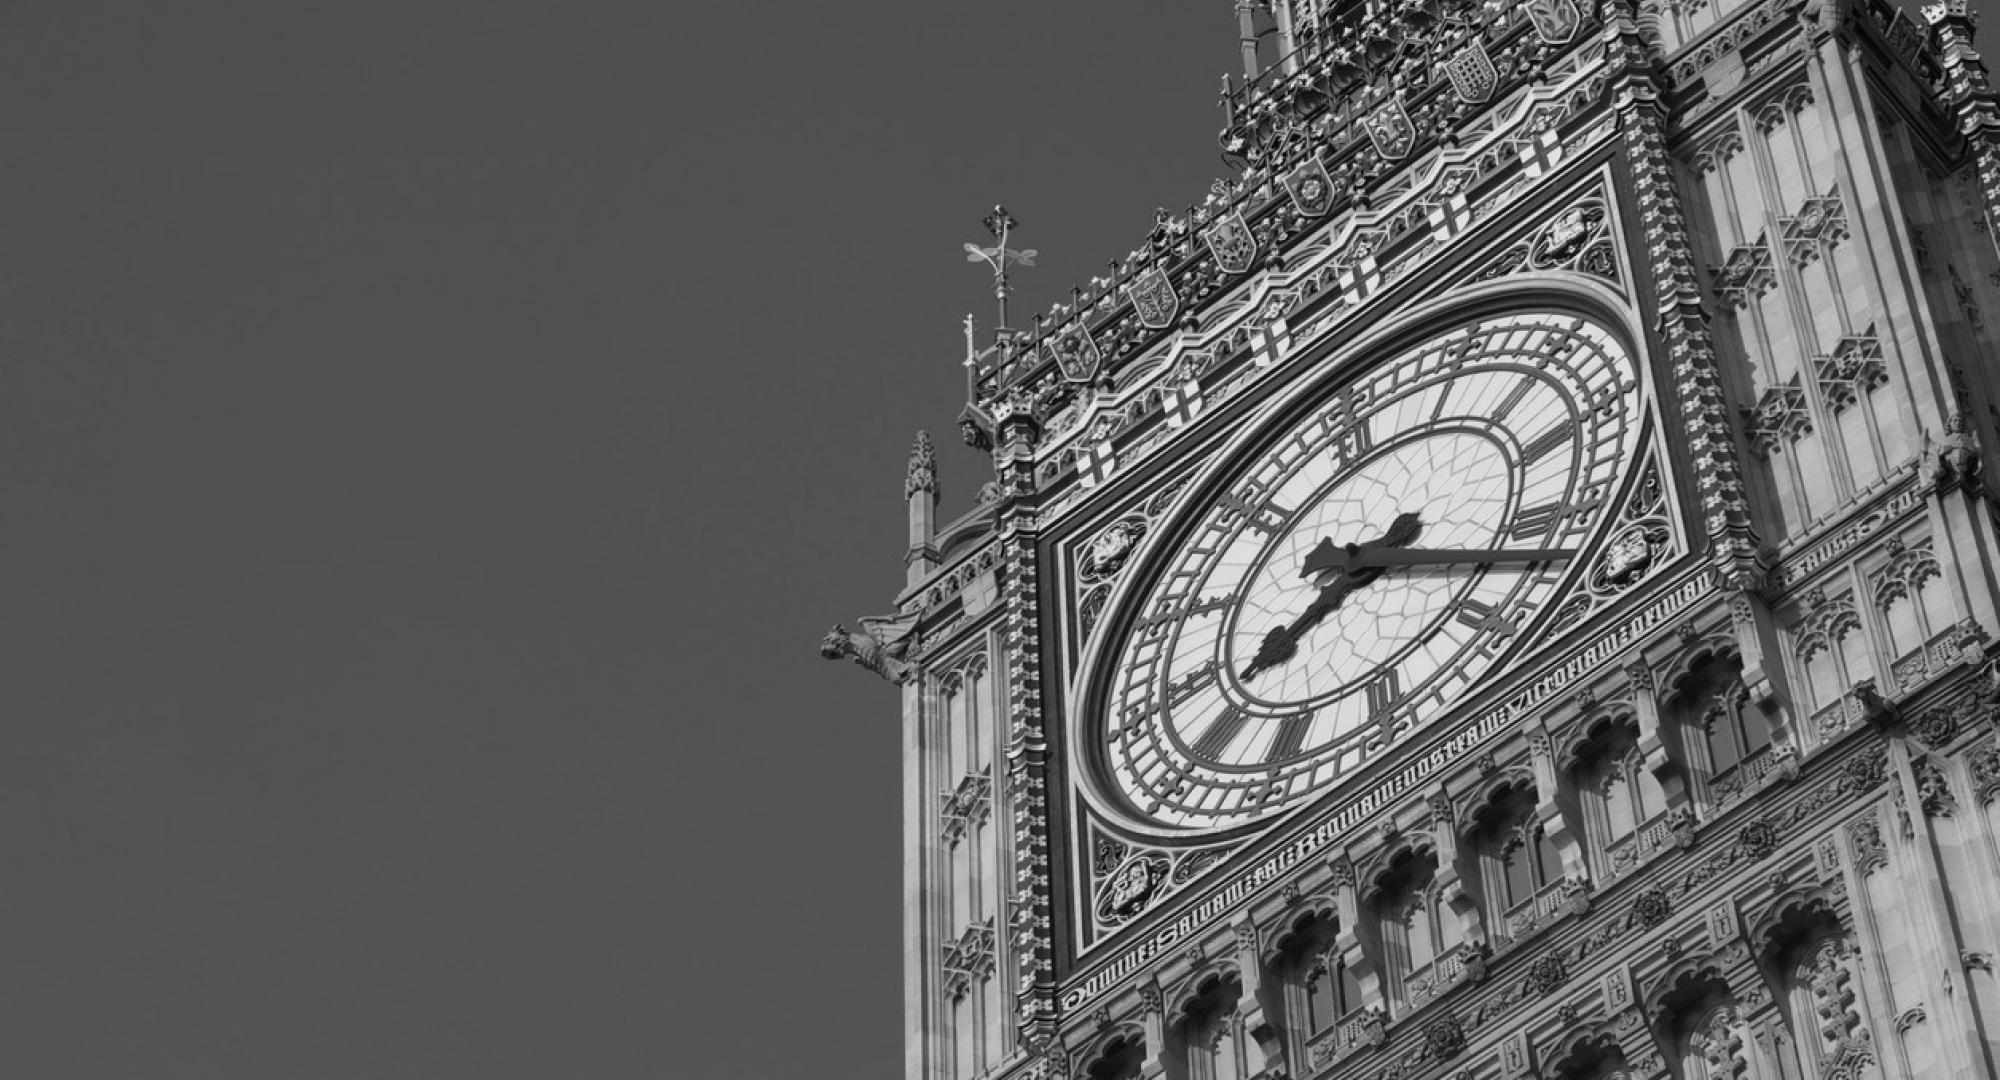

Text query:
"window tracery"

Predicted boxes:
[[1793, 592, 1874, 737], [1871, 538, 1960, 692]]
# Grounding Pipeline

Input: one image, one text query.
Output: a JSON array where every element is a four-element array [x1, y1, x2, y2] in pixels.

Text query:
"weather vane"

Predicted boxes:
[[964, 205, 1037, 333]]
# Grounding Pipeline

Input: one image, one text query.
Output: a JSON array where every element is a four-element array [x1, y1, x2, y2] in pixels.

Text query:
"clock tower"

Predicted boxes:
[[826, 0, 2000, 1077]]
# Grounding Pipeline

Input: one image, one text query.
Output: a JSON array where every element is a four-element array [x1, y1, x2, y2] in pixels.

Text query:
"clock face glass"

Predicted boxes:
[[1096, 312, 1641, 830]]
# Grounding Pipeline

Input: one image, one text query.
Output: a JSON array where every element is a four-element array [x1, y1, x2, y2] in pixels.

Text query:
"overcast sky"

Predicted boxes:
[[0, 2, 1243, 1077], [12, 2, 1990, 1077]]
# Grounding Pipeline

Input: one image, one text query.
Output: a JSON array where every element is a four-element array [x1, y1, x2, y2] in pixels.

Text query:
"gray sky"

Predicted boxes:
[[0, 2, 1235, 1077], [17, 1, 1980, 1076]]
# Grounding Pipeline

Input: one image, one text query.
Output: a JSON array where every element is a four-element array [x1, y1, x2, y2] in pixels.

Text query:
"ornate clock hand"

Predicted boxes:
[[1238, 574, 1361, 681], [1240, 513, 1422, 682], [1300, 511, 1423, 579], [1331, 545, 1577, 570]]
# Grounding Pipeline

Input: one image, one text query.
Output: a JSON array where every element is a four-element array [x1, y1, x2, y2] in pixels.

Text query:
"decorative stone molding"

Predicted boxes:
[[1810, 333, 1886, 414], [1711, 239, 1777, 308], [1916, 758, 1958, 817], [906, 429, 939, 500], [1847, 814, 1887, 875], [1742, 375, 1811, 455]]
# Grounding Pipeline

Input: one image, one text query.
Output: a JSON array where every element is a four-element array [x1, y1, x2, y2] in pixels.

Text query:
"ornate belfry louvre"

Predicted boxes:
[[823, 0, 2000, 1075]]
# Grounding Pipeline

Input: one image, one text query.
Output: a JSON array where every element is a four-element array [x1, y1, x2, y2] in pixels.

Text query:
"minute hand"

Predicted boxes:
[[1344, 546, 1574, 569], [1302, 542, 1573, 576]]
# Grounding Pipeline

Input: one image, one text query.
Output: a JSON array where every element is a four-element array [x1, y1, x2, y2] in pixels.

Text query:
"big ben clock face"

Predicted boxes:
[[1095, 312, 1641, 830]]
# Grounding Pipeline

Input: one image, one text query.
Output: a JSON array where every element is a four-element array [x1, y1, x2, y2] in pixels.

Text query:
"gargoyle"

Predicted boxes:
[[820, 610, 921, 684]]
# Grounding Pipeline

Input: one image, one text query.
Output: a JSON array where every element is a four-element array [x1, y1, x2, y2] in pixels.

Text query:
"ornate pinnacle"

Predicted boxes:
[[905, 429, 938, 501]]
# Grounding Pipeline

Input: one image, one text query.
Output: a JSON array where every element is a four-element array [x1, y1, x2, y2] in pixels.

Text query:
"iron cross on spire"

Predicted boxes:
[[964, 205, 1036, 333]]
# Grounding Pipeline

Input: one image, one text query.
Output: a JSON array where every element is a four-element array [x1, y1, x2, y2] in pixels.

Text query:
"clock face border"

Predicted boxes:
[[1061, 288, 1652, 844]]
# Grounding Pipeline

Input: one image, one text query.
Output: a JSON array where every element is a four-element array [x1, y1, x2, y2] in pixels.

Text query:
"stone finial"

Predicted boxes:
[[905, 430, 939, 501]]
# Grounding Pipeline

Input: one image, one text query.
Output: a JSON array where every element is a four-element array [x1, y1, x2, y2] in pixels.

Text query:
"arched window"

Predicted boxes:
[[1271, 910, 1359, 1053], [1373, 850, 1452, 1008], [1499, 823, 1561, 911], [1656, 971, 1744, 1080], [1794, 597, 1875, 721], [940, 673, 968, 780], [1875, 542, 1958, 691], [1573, 718, 1671, 874], [1681, 1004, 1745, 1080], [1701, 685, 1770, 775], [1548, 1035, 1632, 1080], [1471, 782, 1561, 935], [1303, 955, 1361, 1037], [1083, 1034, 1146, 1080], [1763, 907, 1865, 1080], [1177, 975, 1253, 1080]]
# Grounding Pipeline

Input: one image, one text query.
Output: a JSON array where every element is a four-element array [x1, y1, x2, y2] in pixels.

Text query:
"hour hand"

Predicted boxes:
[[1300, 511, 1423, 580], [1239, 575, 1360, 681]]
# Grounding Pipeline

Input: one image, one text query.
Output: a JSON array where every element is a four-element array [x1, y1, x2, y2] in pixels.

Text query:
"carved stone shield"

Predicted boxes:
[[1126, 266, 1180, 329], [1283, 155, 1336, 217], [1443, 41, 1497, 103], [1363, 96, 1417, 161], [1524, 0, 1581, 43], [1045, 324, 1102, 384], [1202, 209, 1258, 275]]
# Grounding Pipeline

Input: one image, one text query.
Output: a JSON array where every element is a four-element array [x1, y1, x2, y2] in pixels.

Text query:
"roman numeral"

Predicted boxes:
[[1492, 377, 1536, 421], [1324, 392, 1374, 459], [1428, 380, 1455, 422], [1521, 418, 1575, 465], [1136, 595, 1232, 631], [1191, 705, 1251, 760], [1265, 710, 1315, 762], [1216, 491, 1293, 535], [1509, 495, 1601, 540], [1457, 598, 1520, 637], [1168, 660, 1218, 707], [1364, 668, 1402, 719]]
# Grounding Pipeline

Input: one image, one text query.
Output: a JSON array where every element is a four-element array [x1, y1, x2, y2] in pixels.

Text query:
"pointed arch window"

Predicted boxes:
[[1794, 595, 1874, 728], [1873, 539, 1959, 693]]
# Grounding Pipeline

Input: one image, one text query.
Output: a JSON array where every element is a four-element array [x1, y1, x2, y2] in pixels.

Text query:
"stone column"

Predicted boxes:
[[1427, 788, 1485, 951], [1328, 855, 1381, 1016], [1626, 660, 1694, 808], [1525, 714, 1589, 888]]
